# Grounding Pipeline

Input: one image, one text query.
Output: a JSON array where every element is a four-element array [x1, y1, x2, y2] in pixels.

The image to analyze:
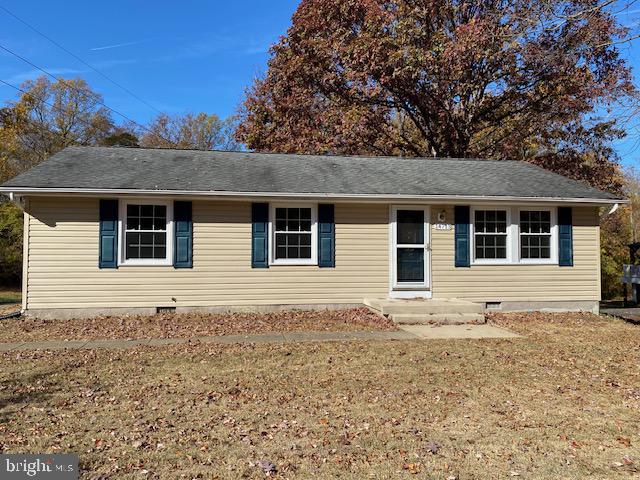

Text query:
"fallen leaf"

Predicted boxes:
[[617, 436, 631, 447]]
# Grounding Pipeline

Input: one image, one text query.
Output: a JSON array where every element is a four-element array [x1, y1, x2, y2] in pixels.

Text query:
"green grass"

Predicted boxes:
[[0, 289, 20, 304], [0, 313, 638, 478]]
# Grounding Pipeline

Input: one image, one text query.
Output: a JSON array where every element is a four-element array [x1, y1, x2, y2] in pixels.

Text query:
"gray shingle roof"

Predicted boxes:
[[0, 146, 620, 201]]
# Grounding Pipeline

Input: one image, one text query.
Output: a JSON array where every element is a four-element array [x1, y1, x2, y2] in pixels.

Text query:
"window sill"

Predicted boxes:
[[119, 260, 173, 267], [269, 260, 318, 266], [471, 260, 557, 266]]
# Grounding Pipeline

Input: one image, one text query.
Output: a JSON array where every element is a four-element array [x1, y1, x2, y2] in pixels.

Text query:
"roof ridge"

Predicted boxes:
[[72, 145, 524, 163]]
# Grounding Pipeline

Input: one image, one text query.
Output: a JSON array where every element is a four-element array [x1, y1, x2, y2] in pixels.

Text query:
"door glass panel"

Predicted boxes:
[[397, 210, 424, 244], [397, 248, 424, 283]]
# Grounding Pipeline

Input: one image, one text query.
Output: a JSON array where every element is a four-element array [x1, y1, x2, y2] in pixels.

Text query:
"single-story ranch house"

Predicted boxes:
[[0, 146, 625, 319]]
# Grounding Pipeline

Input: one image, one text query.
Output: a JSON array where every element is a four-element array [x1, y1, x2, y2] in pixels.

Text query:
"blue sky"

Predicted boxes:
[[0, 0, 639, 166]]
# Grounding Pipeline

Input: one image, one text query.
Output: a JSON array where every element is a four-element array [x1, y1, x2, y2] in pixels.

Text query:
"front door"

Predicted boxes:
[[390, 206, 430, 298]]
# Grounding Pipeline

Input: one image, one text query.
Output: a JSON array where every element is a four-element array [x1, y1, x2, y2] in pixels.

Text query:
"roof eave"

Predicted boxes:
[[0, 186, 626, 205]]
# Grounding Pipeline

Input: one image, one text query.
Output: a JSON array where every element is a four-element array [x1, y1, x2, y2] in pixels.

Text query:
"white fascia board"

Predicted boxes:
[[0, 187, 627, 206]]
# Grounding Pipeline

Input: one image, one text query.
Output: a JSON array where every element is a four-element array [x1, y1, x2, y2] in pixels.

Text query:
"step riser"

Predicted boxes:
[[392, 313, 486, 325], [380, 304, 484, 315]]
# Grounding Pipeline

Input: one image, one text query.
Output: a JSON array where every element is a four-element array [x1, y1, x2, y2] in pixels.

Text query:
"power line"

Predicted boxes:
[[0, 4, 163, 115], [0, 43, 176, 146], [0, 77, 129, 142]]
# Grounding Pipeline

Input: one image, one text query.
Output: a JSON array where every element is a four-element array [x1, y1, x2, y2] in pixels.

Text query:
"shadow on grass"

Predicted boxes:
[[0, 368, 62, 422]]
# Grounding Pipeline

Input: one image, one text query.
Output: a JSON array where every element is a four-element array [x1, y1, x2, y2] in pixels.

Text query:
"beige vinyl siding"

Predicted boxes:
[[24, 198, 602, 311], [431, 206, 601, 301], [25, 197, 389, 309]]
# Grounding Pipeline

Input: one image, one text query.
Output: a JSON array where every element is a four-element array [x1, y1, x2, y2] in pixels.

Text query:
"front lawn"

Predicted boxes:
[[0, 313, 638, 478]]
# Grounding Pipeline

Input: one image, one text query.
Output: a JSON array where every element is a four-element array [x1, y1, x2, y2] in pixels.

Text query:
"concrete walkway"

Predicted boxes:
[[601, 307, 640, 323], [0, 324, 520, 351]]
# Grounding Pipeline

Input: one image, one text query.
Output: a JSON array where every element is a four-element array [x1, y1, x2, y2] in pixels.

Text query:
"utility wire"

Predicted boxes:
[[0, 77, 130, 143], [0, 44, 176, 146], [0, 4, 163, 115]]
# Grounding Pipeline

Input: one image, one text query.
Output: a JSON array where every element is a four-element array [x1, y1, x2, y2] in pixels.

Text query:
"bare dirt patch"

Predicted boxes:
[[0, 312, 638, 478], [0, 307, 396, 342]]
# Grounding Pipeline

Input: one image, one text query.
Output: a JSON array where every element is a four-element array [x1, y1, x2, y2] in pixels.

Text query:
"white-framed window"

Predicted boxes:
[[470, 206, 558, 265], [269, 204, 317, 265], [518, 208, 558, 264], [118, 200, 173, 266], [472, 208, 511, 263]]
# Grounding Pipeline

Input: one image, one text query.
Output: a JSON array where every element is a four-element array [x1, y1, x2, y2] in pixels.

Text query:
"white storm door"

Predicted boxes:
[[391, 206, 430, 291]]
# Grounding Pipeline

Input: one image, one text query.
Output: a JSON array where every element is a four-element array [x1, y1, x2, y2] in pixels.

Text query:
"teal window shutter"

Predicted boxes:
[[318, 204, 335, 267], [252, 203, 269, 268], [454, 206, 470, 267], [99, 199, 118, 269], [174, 201, 193, 268], [558, 207, 573, 266]]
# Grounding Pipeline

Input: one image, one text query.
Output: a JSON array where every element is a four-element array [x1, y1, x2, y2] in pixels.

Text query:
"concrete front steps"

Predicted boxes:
[[364, 298, 486, 325]]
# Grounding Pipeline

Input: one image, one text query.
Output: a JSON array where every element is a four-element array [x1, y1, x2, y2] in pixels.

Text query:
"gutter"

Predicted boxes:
[[0, 187, 626, 206]]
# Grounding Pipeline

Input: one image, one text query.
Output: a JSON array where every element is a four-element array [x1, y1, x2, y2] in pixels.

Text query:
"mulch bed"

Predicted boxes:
[[0, 307, 396, 342]]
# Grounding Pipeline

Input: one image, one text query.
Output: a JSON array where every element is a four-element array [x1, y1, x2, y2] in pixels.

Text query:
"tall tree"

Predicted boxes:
[[0, 76, 119, 287], [140, 112, 240, 151], [237, 0, 637, 191], [1, 76, 116, 174]]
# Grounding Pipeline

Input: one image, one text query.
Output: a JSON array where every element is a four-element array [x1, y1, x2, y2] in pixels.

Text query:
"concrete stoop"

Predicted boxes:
[[364, 298, 486, 325]]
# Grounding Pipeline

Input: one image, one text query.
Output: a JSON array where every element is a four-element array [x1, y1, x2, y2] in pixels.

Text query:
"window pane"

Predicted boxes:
[[276, 219, 286, 230], [475, 210, 506, 234], [140, 216, 154, 230], [300, 220, 311, 232], [125, 232, 139, 259], [127, 204, 139, 216], [475, 234, 507, 259], [153, 232, 165, 247], [154, 205, 166, 218], [397, 210, 424, 244], [286, 233, 300, 247], [127, 216, 139, 230], [140, 232, 154, 245], [274, 231, 312, 260], [300, 208, 311, 221], [287, 219, 300, 232], [397, 248, 424, 283], [154, 216, 165, 231], [521, 234, 550, 259]]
